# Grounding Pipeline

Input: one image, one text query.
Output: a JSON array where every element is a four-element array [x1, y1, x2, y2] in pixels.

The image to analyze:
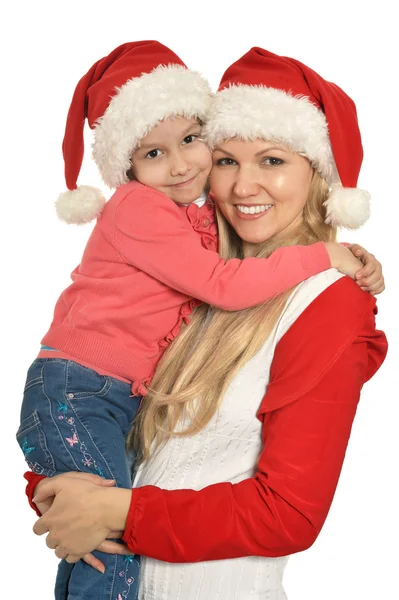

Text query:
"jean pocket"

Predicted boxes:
[[64, 361, 112, 399], [16, 411, 56, 476]]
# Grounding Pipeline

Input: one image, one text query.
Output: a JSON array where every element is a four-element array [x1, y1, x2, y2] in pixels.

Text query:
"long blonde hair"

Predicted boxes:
[[131, 170, 335, 460]]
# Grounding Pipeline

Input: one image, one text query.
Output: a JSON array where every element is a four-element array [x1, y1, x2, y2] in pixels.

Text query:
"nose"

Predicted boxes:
[[170, 150, 191, 177], [233, 167, 261, 199]]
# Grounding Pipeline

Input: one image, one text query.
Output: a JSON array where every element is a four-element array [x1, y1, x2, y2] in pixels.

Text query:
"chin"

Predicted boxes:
[[242, 235, 270, 245], [178, 185, 206, 203], [235, 226, 273, 245]]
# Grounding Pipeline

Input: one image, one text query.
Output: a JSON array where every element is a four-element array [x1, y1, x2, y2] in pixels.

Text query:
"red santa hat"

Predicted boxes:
[[56, 40, 212, 224], [204, 47, 370, 230]]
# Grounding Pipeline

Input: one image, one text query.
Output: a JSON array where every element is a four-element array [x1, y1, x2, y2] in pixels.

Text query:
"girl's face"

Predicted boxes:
[[131, 117, 212, 204], [210, 139, 313, 244]]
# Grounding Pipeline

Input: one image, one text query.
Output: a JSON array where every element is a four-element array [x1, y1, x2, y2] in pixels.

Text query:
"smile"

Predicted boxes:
[[236, 204, 273, 214], [172, 175, 198, 188]]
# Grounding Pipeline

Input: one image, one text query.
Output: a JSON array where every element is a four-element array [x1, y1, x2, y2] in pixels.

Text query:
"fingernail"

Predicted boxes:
[[96, 565, 105, 574]]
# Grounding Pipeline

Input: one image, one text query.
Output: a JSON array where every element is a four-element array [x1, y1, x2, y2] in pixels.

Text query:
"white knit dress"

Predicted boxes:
[[134, 269, 343, 600]]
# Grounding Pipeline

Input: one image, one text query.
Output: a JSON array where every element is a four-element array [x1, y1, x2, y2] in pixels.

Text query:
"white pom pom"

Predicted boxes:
[[55, 186, 107, 225], [324, 185, 370, 230]]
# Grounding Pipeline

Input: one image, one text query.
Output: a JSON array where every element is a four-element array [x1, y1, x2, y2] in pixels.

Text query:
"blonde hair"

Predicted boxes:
[[131, 170, 335, 460]]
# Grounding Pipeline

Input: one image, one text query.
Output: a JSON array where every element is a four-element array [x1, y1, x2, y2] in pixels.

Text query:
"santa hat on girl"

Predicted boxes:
[[204, 47, 370, 229], [56, 40, 212, 224]]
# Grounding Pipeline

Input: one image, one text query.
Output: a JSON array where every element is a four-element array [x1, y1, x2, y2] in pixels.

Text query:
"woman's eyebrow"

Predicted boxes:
[[213, 147, 235, 156], [255, 146, 285, 156], [213, 146, 285, 157]]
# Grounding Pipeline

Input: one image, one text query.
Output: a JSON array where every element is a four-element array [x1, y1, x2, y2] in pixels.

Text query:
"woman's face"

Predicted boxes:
[[210, 139, 313, 244]]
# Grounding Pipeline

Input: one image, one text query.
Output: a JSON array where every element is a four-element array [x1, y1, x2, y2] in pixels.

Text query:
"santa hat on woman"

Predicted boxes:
[[56, 40, 212, 224], [204, 47, 370, 230]]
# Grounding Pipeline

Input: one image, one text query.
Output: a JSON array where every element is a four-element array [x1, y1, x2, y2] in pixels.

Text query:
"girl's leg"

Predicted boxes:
[[17, 359, 141, 600]]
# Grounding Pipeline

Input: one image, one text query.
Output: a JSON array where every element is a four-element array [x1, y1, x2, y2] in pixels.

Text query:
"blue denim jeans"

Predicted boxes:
[[17, 358, 141, 600]]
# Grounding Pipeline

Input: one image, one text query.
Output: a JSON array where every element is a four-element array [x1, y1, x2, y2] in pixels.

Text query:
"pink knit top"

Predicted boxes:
[[42, 181, 330, 395]]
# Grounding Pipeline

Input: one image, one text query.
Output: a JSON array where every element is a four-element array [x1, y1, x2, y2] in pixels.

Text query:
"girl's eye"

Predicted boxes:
[[182, 134, 198, 145], [215, 157, 237, 166], [263, 157, 283, 166], [146, 149, 162, 159]]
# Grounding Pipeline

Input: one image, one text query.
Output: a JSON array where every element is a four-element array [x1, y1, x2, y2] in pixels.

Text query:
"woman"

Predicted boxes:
[[29, 47, 387, 599]]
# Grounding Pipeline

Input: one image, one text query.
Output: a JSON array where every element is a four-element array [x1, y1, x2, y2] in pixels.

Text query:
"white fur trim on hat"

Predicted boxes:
[[324, 185, 370, 230], [92, 64, 212, 189], [203, 84, 337, 182], [55, 186, 107, 225]]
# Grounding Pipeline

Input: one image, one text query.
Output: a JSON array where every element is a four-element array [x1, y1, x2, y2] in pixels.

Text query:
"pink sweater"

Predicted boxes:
[[42, 181, 330, 395]]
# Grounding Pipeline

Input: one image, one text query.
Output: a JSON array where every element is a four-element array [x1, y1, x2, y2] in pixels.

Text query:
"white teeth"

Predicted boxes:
[[236, 204, 272, 214]]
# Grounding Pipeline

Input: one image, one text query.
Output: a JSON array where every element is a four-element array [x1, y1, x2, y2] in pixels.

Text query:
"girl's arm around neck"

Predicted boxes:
[[111, 185, 331, 310]]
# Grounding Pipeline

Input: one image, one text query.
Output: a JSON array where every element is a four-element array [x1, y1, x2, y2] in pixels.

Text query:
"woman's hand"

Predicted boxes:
[[348, 244, 385, 295], [82, 536, 132, 573], [33, 472, 115, 515], [33, 472, 122, 572], [32, 473, 132, 562], [33, 477, 54, 516]]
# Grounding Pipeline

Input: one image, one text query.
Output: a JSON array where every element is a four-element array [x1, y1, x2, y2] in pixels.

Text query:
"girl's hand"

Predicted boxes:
[[325, 242, 363, 280], [348, 244, 385, 295]]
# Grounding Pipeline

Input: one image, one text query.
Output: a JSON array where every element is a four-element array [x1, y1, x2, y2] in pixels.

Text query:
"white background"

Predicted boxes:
[[2, 1, 398, 598]]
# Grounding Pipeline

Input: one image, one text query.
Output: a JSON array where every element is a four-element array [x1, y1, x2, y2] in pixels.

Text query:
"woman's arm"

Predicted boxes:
[[32, 279, 387, 562], [120, 283, 386, 562]]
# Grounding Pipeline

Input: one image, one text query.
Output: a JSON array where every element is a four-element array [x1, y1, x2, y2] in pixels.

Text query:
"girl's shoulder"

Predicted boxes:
[[100, 181, 177, 222], [109, 181, 164, 204]]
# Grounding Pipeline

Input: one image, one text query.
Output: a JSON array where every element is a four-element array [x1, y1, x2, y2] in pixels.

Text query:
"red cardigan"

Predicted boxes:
[[25, 277, 387, 561]]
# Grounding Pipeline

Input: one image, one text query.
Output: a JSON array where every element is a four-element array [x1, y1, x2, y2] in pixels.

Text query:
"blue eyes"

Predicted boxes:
[[264, 157, 283, 166], [216, 158, 237, 166], [215, 157, 284, 167]]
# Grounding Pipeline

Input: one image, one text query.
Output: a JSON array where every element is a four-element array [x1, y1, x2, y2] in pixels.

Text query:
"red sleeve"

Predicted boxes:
[[24, 472, 46, 516], [112, 183, 330, 310], [122, 279, 387, 562]]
